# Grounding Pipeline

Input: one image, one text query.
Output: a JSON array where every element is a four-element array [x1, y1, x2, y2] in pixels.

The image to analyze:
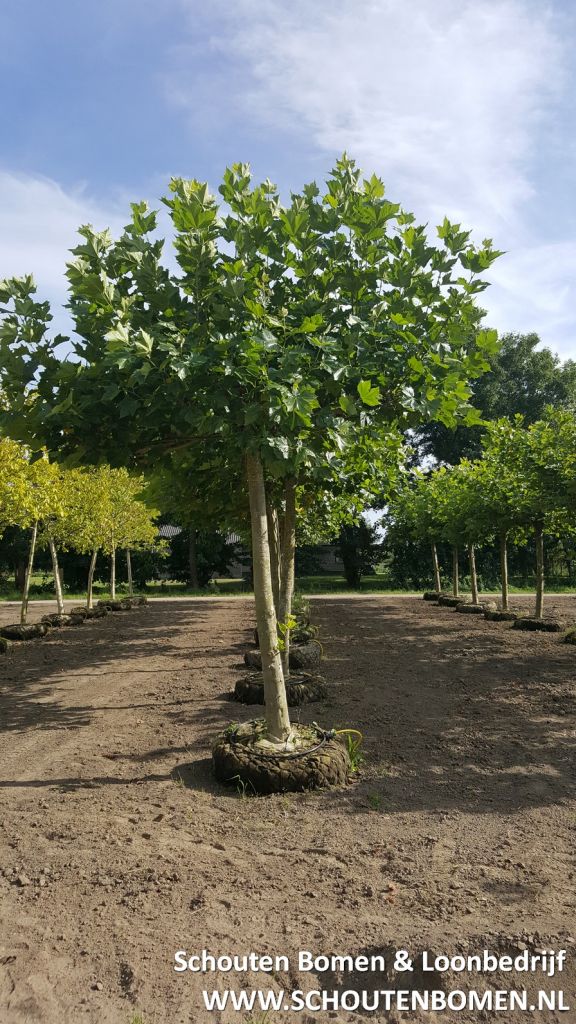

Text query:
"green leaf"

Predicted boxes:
[[357, 380, 381, 407], [338, 394, 357, 416]]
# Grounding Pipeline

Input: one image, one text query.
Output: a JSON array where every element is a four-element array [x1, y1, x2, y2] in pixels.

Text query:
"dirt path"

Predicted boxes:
[[1, 596, 575, 1023]]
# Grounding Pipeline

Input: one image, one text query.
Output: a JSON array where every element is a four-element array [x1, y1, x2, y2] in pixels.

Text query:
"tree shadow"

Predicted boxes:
[[0, 599, 254, 734], [301, 596, 576, 816], [2, 594, 576, 818]]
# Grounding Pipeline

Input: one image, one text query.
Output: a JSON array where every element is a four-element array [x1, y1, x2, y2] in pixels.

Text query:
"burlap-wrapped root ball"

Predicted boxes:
[[41, 613, 84, 628], [513, 617, 565, 633], [244, 640, 322, 672], [213, 723, 350, 794], [0, 622, 48, 641], [97, 599, 129, 612], [456, 601, 497, 615], [71, 606, 108, 619], [484, 609, 518, 622], [437, 595, 464, 608], [234, 672, 328, 706]]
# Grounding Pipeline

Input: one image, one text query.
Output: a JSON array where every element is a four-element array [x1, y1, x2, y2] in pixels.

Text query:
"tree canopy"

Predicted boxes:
[[413, 332, 576, 465]]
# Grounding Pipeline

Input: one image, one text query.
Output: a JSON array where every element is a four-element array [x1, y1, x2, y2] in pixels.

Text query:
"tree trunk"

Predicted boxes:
[[278, 478, 297, 678], [87, 549, 98, 609], [14, 561, 26, 593], [535, 524, 545, 619], [188, 528, 199, 589], [500, 532, 509, 611], [110, 546, 116, 600], [266, 505, 281, 616], [431, 542, 441, 594], [452, 546, 459, 598], [126, 549, 133, 597], [468, 543, 479, 604], [20, 521, 38, 625], [246, 452, 291, 743], [48, 535, 65, 615]]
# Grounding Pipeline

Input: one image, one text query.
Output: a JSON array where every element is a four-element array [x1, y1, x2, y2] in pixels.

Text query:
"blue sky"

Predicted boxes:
[[2, 0, 576, 357]]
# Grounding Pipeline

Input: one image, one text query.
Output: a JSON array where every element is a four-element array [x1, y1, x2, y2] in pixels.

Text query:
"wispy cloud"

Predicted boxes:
[[486, 242, 576, 359], [171, 0, 574, 353], [0, 171, 125, 334]]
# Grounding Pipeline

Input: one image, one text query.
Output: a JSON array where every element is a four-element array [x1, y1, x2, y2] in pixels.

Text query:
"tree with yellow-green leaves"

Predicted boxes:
[[94, 467, 160, 600], [44, 465, 161, 605], [0, 437, 31, 533], [0, 445, 160, 616]]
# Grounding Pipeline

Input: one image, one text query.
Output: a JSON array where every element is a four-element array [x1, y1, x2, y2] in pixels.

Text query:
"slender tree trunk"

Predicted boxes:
[[452, 546, 459, 598], [468, 543, 479, 604], [126, 549, 133, 596], [278, 478, 297, 678], [500, 532, 509, 611], [110, 546, 116, 600], [535, 524, 545, 619], [14, 562, 26, 593], [431, 542, 441, 594], [246, 452, 291, 743], [20, 520, 38, 625], [48, 535, 65, 615], [188, 528, 199, 589], [87, 549, 98, 609], [266, 505, 281, 616]]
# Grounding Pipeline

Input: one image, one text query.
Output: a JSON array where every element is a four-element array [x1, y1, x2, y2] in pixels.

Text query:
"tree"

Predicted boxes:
[[479, 412, 576, 618], [414, 332, 576, 465], [337, 517, 382, 587], [91, 468, 160, 600], [0, 157, 500, 749], [383, 470, 447, 594], [0, 437, 31, 533]]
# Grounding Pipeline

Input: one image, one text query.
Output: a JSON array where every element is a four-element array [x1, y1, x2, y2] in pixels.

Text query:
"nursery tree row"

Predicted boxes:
[[0, 441, 160, 620], [386, 409, 576, 618]]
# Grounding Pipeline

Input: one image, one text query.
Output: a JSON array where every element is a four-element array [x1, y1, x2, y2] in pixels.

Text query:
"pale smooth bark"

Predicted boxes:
[[110, 546, 116, 600], [126, 549, 133, 597], [246, 452, 291, 743], [452, 546, 459, 598], [431, 542, 441, 594], [266, 505, 281, 616], [48, 535, 65, 615], [500, 532, 509, 611], [468, 544, 479, 605], [535, 524, 545, 619], [278, 478, 296, 677], [87, 549, 98, 609], [20, 520, 38, 625]]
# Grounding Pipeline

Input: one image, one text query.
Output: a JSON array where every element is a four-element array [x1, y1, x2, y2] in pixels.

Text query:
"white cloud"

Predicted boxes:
[[485, 242, 576, 359], [176, 0, 562, 235], [172, 0, 575, 356], [0, 171, 125, 335]]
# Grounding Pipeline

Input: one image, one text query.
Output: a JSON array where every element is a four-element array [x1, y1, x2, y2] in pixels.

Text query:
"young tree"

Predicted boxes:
[[384, 470, 449, 594], [0, 158, 500, 749], [478, 412, 576, 617], [336, 517, 382, 587], [414, 332, 576, 465]]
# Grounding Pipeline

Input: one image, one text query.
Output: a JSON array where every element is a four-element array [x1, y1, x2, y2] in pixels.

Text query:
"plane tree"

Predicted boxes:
[[384, 469, 450, 594], [0, 156, 500, 756], [480, 412, 576, 618]]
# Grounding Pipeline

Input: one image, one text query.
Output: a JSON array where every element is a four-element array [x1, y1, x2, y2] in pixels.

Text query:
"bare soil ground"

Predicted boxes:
[[0, 595, 575, 1023]]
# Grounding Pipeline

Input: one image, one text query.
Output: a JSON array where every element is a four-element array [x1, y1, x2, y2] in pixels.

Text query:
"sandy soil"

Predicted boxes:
[[0, 595, 575, 1023]]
